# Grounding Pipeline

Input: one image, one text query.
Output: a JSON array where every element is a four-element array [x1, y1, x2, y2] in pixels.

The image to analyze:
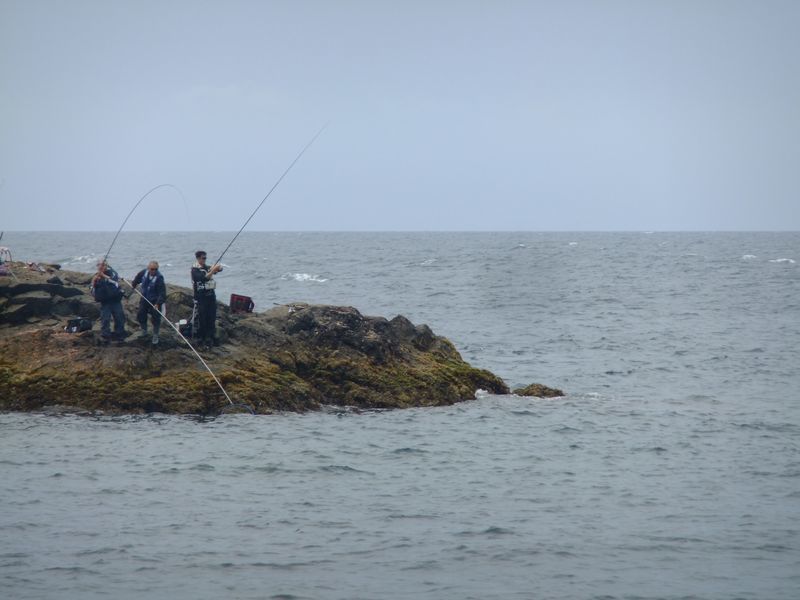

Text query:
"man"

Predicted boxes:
[[131, 261, 167, 345], [191, 250, 222, 348], [91, 259, 128, 343]]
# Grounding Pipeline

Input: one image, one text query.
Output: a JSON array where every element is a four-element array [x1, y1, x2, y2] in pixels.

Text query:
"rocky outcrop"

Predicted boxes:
[[513, 383, 564, 398], [0, 262, 510, 415]]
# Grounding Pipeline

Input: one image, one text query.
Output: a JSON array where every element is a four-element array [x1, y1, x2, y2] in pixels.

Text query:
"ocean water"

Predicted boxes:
[[1, 231, 799, 599]]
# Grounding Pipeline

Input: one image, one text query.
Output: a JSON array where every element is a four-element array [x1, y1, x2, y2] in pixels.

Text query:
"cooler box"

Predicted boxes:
[[230, 294, 254, 314]]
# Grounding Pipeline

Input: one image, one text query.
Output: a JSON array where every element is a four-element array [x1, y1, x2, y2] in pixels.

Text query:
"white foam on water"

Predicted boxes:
[[68, 253, 102, 264], [282, 272, 329, 282], [420, 258, 437, 266], [741, 255, 757, 260], [769, 258, 795, 264], [568, 242, 578, 246]]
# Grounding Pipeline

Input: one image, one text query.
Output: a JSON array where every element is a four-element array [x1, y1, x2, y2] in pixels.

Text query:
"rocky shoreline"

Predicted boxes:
[[0, 262, 562, 415]]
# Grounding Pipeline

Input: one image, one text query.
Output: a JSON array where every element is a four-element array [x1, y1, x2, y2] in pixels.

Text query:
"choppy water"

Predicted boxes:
[[2, 231, 799, 599]]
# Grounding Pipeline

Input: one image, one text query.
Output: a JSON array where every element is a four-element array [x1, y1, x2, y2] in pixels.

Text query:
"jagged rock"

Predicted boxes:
[[513, 383, 565, 398], [1, 262, 512, 415], [62, 272, 93, 286]]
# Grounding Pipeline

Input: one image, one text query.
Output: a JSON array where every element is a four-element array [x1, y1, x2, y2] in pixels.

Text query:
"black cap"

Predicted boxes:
[[195, 250, 207, 259]]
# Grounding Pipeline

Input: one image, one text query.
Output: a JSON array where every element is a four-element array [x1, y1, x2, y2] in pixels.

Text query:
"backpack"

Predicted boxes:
[[65, 318, 93, 333]]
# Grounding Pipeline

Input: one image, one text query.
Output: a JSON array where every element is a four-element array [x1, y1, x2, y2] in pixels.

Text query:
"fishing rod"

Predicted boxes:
[[212, 123, 328, 266], [98, 121, 327, 411], [98, 183, 244, 413], [119, 278, 254, 414], [103, 183, 187, 263]]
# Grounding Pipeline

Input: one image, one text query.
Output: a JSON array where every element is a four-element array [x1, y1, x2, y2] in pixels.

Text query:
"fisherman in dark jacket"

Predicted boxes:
[[131, 261, 167, 345], [91, 259, 128, 343], [191, 250, 222, 348]]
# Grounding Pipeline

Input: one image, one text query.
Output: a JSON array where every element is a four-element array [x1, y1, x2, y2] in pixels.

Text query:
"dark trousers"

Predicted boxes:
[[196, 294, 217, 342], [100, 300, 126, 339], [137, 300, 162, 332]]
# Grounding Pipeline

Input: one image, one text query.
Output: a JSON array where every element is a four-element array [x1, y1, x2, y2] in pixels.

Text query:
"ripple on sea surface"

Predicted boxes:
[[2, 232, 800, 599]]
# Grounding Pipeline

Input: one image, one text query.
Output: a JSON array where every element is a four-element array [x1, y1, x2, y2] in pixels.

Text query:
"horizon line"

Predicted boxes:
[[3, 229, 800, 234]]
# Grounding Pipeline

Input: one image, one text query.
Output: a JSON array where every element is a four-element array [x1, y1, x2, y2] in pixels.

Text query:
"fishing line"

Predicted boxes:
[[103, 183, 188, 264], [98, 122, 328, 414], [120, 278, 254, 414], [213, 123, 329, 266], [98, 184, 247, 413]]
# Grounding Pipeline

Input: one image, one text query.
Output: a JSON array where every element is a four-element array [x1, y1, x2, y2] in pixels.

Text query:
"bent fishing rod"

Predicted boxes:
[[103, 183, 187, 264], [98, 124, 327, 411], [212, 122, 328, 266], [99, 183, 244, 411]]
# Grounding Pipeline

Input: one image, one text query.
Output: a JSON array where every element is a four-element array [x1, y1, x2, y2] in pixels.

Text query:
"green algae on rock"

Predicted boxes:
[[1, 262, 510, 415], [512, 383, 565, 398]]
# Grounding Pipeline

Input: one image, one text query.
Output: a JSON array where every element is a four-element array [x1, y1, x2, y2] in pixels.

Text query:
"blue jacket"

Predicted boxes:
[[132, 268, 167, 305]]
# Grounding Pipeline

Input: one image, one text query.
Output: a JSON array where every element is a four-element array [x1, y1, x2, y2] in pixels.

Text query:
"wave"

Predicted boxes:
[[741, 254, 757, 260], [318, 464, 372, 474], [281, 272, 328, 283], [66, 253, 102, 264], [769, 258, 795, 264]]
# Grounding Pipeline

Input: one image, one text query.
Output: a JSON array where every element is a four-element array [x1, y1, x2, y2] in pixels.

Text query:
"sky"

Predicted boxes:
[[1, 0, 799, 231]]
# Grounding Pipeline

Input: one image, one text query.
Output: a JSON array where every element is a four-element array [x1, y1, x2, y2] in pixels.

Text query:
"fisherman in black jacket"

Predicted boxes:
[[91, 259, 128, 343], [191, 250, 222, 348], [131, 261, 167, 345]]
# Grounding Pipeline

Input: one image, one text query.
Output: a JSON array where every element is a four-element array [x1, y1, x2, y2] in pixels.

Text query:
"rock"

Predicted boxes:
[[62, 272, 93, 286], [1, 261, 513, 415], [513, 383, 565, 398], [6, 291, 53, 321], [0, 280, 83, 299]]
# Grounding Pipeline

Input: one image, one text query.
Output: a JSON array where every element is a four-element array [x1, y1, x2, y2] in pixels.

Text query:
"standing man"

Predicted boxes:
[[91, 259, 128, 343], [131, 261, 167, 345], [191, 250, 222, 348]]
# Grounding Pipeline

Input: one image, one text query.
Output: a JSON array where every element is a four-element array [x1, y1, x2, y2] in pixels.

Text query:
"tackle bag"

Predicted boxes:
[[65, 318, 93, 333], [178, 321, 193, 337], [230, 294, 254, 314]]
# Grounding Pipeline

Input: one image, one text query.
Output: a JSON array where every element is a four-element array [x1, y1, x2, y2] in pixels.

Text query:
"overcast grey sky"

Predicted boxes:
[[1, 0, 798, 231]]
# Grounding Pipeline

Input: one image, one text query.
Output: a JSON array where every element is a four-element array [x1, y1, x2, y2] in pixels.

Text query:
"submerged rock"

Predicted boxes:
[[1, 262, 510, 415], [513, 383, 565, 398]]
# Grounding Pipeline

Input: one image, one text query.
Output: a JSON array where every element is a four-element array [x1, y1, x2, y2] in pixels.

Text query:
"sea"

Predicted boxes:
[[1, 231, 798, 600]]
